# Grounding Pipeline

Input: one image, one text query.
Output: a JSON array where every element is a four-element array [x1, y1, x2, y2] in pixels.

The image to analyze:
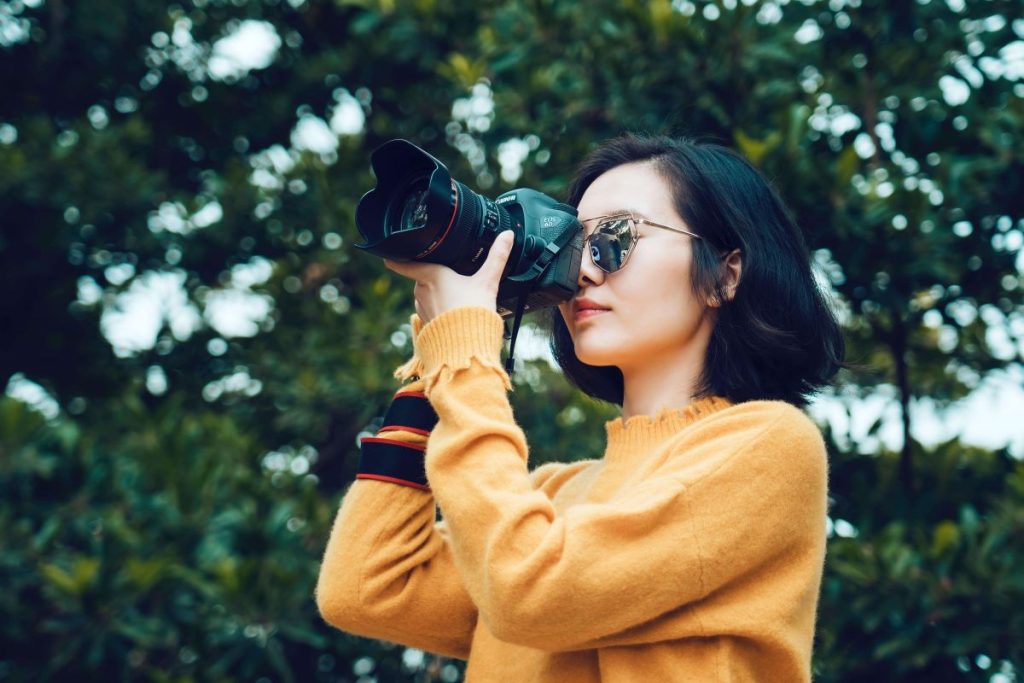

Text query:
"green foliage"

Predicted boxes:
[[817, 439, 1024, 681], [1, 392, 364, 681], [1, 0, 1022, 680], [819, 500, 1024, 682]]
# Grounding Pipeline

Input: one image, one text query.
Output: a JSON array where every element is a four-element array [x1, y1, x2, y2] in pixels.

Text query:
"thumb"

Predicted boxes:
[[481, 230, 515, 279]]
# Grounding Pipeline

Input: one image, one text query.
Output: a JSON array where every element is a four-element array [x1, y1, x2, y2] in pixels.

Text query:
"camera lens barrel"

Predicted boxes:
[[437, 181, 515, 275]]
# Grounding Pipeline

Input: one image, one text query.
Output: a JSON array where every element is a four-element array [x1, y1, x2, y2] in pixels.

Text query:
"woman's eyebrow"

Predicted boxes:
[[580, 208, 649, 222]]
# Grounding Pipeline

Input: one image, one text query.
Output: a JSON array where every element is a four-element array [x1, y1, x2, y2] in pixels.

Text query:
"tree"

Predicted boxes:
[[2, 0, 1021, 680]]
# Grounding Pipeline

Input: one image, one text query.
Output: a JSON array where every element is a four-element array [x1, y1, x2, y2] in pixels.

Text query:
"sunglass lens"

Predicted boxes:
[[589, 219, 633, 272]]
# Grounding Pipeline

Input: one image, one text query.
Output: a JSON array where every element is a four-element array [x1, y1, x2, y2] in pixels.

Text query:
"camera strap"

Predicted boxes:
[[503, 293, 529, 376], [502, 222, 579, 377]]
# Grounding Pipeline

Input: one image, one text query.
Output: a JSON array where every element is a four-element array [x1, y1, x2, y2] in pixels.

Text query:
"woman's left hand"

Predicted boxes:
[[383, 230, 515, 324]]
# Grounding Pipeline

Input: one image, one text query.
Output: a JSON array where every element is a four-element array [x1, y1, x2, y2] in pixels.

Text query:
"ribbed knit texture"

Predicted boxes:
[[317, 306, 829, 682], [603, 396, 734, 463], [416, 306, 511, 393]]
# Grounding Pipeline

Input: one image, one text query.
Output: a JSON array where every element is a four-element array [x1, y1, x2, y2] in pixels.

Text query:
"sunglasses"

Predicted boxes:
[[580, 213, 703, 273]]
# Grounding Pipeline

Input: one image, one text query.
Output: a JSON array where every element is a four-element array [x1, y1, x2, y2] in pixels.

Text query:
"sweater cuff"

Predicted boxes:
[[416, 307, 511, 393]]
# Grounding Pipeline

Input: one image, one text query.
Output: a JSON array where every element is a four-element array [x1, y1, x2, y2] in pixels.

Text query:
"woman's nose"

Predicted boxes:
[[578, 240, 606, 288]]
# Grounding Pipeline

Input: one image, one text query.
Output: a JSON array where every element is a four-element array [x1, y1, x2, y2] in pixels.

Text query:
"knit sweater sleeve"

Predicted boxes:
[[314, 315, 574, 659], [315, 469, 581, 660], [315, 457, 474, 657], [416, 306, 829, 653]]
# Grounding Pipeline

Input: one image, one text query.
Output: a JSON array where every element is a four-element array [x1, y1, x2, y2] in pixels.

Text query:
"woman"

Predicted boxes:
[[316, 134, 845, 681]]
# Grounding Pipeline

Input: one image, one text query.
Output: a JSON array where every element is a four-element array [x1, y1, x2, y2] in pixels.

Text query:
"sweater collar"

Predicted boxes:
[[604, 395, 733, 461]]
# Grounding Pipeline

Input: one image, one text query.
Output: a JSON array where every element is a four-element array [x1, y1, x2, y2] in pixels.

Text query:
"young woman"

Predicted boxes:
[[316, 134, 845, 681]]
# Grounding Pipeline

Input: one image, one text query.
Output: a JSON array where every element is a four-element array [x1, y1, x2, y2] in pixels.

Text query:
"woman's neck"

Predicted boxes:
[[619, 339, 709, 421]]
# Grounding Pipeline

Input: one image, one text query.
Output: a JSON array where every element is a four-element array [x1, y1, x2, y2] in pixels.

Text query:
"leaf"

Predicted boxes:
[[276, 622, 328, 648], [930, 520, 960, 557], [734, 130, 770, 166], [40, 557, 99, 595], [72, 557, 101, 589], [265, 638, 296, 683], [32, 517, 62, 551], [40, 564, 79, 594], [836, 145, 859, 188], [124, 558, 167, 591], [437, 52, 486, 89]]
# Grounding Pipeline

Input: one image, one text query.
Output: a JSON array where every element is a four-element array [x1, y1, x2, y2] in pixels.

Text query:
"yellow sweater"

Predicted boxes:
[[316, 307, 829, 682]]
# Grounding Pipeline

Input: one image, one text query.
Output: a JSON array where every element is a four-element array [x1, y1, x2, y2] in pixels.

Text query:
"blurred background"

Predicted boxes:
[[1, 0, 1022, 681]]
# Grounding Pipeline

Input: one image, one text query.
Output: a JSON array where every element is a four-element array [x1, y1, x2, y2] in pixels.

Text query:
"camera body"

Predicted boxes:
[[354, 139, 582, 318]]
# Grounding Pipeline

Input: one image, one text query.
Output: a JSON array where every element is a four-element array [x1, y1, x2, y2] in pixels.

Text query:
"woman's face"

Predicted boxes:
[[557, 161, 714, 374]]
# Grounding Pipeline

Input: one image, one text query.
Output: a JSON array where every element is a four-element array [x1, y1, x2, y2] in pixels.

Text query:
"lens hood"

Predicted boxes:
[[355, 139, 460, 259]]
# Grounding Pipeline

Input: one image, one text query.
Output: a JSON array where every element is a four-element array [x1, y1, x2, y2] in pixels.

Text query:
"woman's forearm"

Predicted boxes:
[[315, 382, 478, 659]]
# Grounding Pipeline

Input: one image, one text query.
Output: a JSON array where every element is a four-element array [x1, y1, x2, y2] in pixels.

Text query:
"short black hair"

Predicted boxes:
[[549, 133, 846, 409]]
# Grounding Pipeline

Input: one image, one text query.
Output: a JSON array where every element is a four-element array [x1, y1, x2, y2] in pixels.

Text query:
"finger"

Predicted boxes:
[[480, 231, 515, 280], [384, 258, 428, 279]]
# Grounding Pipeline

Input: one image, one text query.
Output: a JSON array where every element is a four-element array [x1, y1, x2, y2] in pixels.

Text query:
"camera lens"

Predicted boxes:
[[396, 186, 429, 234], [356, 139, 513, 273]]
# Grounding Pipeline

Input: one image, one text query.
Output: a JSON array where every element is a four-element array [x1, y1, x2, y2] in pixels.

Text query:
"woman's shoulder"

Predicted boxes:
[[697, 398, 824, 445], [666, 399, 827, 482]]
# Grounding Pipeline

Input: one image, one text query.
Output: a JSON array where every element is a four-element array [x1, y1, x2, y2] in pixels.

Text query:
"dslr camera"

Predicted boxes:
[[355, 139, 583, 318]]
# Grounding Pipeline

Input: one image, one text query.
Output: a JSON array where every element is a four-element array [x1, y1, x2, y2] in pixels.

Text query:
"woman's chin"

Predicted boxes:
[[573, 348, 622, 369]]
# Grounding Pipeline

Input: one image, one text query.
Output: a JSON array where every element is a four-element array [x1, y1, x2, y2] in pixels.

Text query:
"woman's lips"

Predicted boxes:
[[571, 297, 610, 323], [574, 308, 609, 322]]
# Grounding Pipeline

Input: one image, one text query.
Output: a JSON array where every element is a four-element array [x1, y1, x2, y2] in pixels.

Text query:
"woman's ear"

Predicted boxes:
[[723, 249, 742, 301], [710, 249, 742, 307]]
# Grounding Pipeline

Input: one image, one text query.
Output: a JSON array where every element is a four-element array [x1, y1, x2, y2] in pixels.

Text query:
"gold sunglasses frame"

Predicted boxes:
[[579, 213, 703, 273]]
